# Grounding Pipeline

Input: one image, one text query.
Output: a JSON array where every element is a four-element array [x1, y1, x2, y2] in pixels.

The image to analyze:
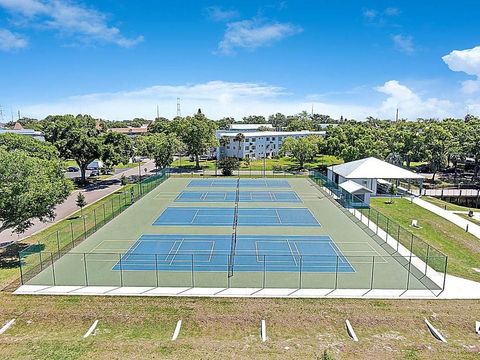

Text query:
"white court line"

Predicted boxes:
[[172, 320, 182, 341], [261, 320, 267, 342], [0, 319, 15, 334], [169, 240, 184, 265], [274, 209, 282, 224], [83, 320, 99, 338], [286, 240, 298, 266], [190, 209, 200, 224], [345, 320, 358, 342]]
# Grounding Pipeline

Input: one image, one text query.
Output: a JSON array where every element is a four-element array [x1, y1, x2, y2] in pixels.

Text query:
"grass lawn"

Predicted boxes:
[[0, 294, 478, 359], [171, 155, 343, 171], [422, 196, 472, 212], [370, 198, 480, 282]]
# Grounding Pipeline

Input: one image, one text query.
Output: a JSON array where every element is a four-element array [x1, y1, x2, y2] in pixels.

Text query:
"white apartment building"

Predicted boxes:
[[216, 130, 325, 159]]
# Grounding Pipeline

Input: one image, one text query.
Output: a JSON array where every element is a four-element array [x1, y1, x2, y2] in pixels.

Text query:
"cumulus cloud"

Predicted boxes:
[[392, 34, 414, 54], [375, 80, 455, 119], [443, 46, 480, 94], [217, 19, 302, 55], [363, 7, 400, 22], [205, 6, 239, 22], [384, 7, 400, 16], [0, 28, 28, 51], [363, 9, 377, 19], [0, 0, 143, 47], [17, 80, 464, 121]]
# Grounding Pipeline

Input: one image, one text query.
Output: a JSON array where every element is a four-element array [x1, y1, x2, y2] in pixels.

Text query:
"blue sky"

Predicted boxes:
[[1, 0, 480, 120]]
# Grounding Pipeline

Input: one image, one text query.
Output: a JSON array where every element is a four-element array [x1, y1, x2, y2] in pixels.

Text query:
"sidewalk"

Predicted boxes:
[[0, 160, 156, 245], [411, 197, 480, 239]]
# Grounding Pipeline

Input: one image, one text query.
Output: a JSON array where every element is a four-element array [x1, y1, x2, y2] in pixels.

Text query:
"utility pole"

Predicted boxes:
[[395, 108, 399, 122], [18, 110, 21, 120], [0, 105, 4, 123], [156, 105, 160, 120]]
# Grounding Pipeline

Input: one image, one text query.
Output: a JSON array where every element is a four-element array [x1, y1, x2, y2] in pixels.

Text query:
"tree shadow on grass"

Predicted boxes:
[[0, 242, 45, 269]]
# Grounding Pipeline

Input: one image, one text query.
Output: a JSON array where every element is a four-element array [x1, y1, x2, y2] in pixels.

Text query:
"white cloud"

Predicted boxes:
[[205, 6, 239, 22], [17, 80, 464, 121], [384, 7, 400, 16], [218, 19, 302, 55], [375, 80, 455, 119], [363, 9, 377, 19], [392, 34, 414, 54], [443, 46, 480, 94], [0, 0, 143, 47], [0, 28, 28, 51]]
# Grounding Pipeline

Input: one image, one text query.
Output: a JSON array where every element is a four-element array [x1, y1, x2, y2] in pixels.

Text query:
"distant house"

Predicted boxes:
[[110, 125, 149, 136], [216, 130, 325, 160], [0, 122, 45, 141], [327, 157, 424, 204]]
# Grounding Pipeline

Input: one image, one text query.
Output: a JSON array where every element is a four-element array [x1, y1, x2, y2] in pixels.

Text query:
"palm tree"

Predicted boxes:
[[219, 136, 230, 159], [233, 133, 245, 159]]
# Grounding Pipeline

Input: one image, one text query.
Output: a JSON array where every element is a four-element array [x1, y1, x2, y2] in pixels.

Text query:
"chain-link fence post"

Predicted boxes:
[[83, 253, 88, 286]]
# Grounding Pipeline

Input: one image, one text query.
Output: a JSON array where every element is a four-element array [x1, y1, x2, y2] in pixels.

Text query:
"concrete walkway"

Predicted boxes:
[[0, 160, 156, 245], [411, 197, 480, 239]]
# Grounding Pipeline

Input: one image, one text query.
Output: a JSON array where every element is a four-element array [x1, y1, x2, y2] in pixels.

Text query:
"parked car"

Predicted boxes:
[[87, 160, 104, 170], [66, 166, 80, 172], [89, 170, 100, 177]]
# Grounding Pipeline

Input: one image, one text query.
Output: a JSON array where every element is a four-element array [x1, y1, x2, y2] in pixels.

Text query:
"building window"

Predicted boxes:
[[272, 137, 275, 140]]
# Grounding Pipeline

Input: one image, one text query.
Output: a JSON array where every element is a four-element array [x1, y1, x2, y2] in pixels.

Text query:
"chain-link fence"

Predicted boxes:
[[19, 251, 444, 292], [309, 170, 448, 293], [17, 168, 170, 286]]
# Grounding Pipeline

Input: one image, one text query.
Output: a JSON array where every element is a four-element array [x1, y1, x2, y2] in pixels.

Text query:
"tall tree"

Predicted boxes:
[[101, 132, 134, 172], [173, 113, 217, 169], [233, 133, 245, 158], [140, 133, 183, 169], [280, 136, 319, 169], [268, 113, 287, 129], [0, 133, 59, 160], [242, 115, 266, 124], [148, 117, 172, 134], [43, 114, 103, 183], [0, 148, 72, 234], [424, 124, 453, 182]]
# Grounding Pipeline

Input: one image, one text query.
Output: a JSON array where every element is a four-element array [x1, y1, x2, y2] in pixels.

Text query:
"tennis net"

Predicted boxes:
[[228, 178, 241, 277]]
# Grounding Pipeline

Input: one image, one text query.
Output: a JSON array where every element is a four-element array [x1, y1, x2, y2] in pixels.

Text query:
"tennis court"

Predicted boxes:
[[22, 176, 443, 292], [152, 207, 320, 226], [188, 179, 291, 188], [111, 234, 353, 272], [175, 191, 301, 202]]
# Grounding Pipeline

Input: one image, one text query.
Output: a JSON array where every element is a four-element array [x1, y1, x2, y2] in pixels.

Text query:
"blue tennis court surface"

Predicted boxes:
[[153, 207, 320, 226], [188, 179, 291, 188], [175, 191, 301, 203], [112, 234, 354, 272]]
